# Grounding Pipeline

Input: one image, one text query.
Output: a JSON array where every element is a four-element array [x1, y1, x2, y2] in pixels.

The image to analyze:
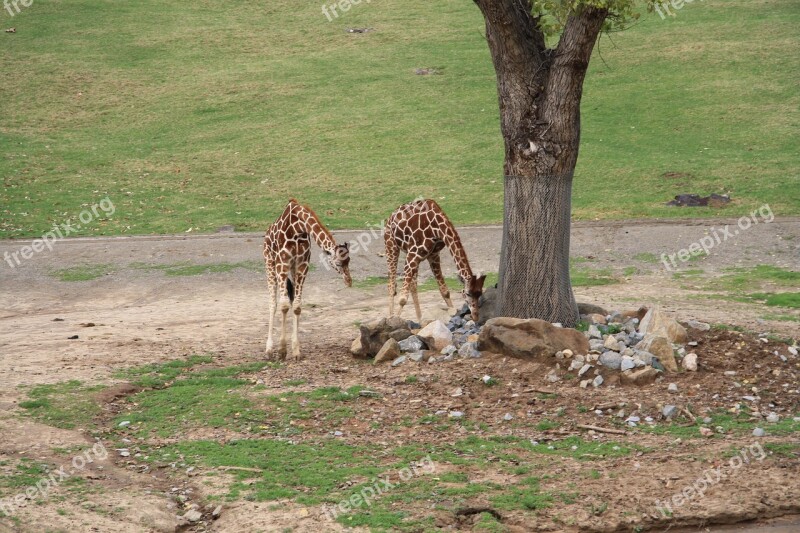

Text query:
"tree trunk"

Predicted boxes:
[[473, 0, 608, 327]]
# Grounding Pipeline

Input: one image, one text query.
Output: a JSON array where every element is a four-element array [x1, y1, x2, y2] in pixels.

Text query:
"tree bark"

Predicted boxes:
[[473, 0, 608, 327]]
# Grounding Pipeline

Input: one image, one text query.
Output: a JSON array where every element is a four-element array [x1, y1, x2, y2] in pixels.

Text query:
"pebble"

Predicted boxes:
[[184, 510, 203, 522], [333, 431, 343, 437], [579, 379, 591, 389], [546, 371, 561, 383], [212, 505, 222, 518], [682, 352, 698, 371], [703, 417, 713, 424], [482, 375, 492, 384], [668, 383, 678, 393], [625, 416, 640, 427], [742, 395, 757, 402], [118, 421, 131, 427], [621, 356, 636, 371], [688, 341, 698, 347], [391, 355, 407, 367], [569, 359, 584, 371], [699, 427, 713, 437], [662, 405, 678, 418], [448, 411, 464, 419], [766, 413, 780, 423], [594, 409, 603, 416], [399, 336, 425, 352], [440, 345, 457, 356], [603, 336, 621, 351], [752, 427, 766, 437], [789, 346, 798, 356], [503, 413, 513, 421], [599, 352, 622, 370], [118, 449, 130, 457], [451, 387, 463, 397], [408, 352, 425, 362], [588, 325, 602, 339], [578, 364, 591, 377], [592, 375, 604, 387], [724, 370, 737, 376]]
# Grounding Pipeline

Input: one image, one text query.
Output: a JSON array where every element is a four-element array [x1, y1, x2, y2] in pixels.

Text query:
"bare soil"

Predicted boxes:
[[0, 218, 798, 532]]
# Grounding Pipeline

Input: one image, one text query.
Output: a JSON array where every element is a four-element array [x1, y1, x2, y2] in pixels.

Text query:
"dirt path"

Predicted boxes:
[[0, 218, 798, 532]]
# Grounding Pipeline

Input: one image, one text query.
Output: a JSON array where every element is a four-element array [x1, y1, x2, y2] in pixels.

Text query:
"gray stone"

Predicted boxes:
[[766, 413, 780, 423], [636, 335, 678, 372], [687, 320, 711, 331], [448, 411, 464, 419], [599, 351, 622, 370], [668, 383, 678, 392], [398, 335, 426, 353], [638, 308, 688, 343], [440, 344, 458, 356], [579, 379, 591, 389], [546, 370, 561, 383], [588, 325, 602, 340], [503, 413, 513, 421], [662, 405, 678, 418], [788, 346, 798, 356], [752, 427, 766, 437], [634, 350, 654, 365], [589, 339, 605, 352], [391, 355, 407, 367], [592, 375, 604, 387], [621, 356, 636, 371], [184, 510, 203, 523], [458, 342, 481, 358], [578, 364, 592, 377], [603, 335, 621, 351], [359, 316, 412, 357], [408, 352, 425, 362], [569, 359, 584, 371]]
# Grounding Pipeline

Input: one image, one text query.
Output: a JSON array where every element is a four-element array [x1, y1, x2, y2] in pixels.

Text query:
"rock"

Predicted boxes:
[[699, 427, 714, 437], [578, 364, 592, 377], [636, 335, 678, 372], [682, 352, 698, 371], [620, 366, 660, 386], [546, 370, 561, 383], [651, 358, 666, 372], [482, 375, 493, 384], [788, 346, 798, 356], [662, 405, 678, 418], [448, 411, 464, 419], [417, 320, 453, 352], [589, 313, 607, 325], [638, 308, 688, 344], [451, 387, 463, 397], [599, 351, 622, 370], [579, 379, 591, 389], [458, 342, 481, 358], [408, 352, 425, 362], [350, 336, 365, 357], [374, 338, 401, 363], [603, 336, 621, 351], [625, 416, 640, 427], [358, 390, 380, 398], [478, 317, 589, 359], [212, 506, 222, 519], [592, 375, 604, 387], [668, 383, 678, 393], [118, 421, 131, 427], [398, 335, 426, 353], [569, 359, 584, 371], [588, 325, 603, 340], [621, 356, 636, 371], [184, 510, 203, 523], [687, 320, 711, 331], [391, 355, 406, 367], [578, 302, 608, 316], [476, 287, 498, 326], [589, 339, 605, 352], [766, 413, 780, 423], [752, 427, 766, 437], [358, 316, 412, 357], [440, 344, 457, 356], [503, 413, 513, 421]]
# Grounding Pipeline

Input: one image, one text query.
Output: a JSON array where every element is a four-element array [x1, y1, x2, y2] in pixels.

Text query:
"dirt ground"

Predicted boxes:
[[0, 218, 798, 532]]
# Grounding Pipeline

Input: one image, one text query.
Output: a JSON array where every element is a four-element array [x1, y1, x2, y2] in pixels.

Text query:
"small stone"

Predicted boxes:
[[681, 352, 697, 372], [212, 505, 222, 518], [592, 375, 604, 387], [118, 421, 131, 427], [503, 413, 513, 421], [625, 416, 640, 427], [589, 339, 605, 352], [440, 344, 457, 356], [699, 427, 713, 437], [551, 322, 563, 328], [458, 342, 481, 358], [742, 395, 757, 402], [578, 364, 592, 377], [621, 356, 636, 371], [398, 335, 425, 352], [766, 413, 780, 423], [579, 379, 591, 389], [662, 405, 678, 418], [482, 375, 493, 384], [788, 346, 798, 356], [562, 349, 574, 358], [448, 411, 464, 419], [588, 325, 602, 340], [374, 338, 401, 363], [724, 370, 737, 376], [391, 355, 406, 367], [569, 359, 584, 371], [451, 387, 463, 397], [603, 336, 621, 351], [752, 427, 766, 437], [358, 390, 380, 398], [546, 370, 561, 383], [118, 449, 130, 457], [409, 352, 426, 362], [687, 341, 698, 347], [599, 351, 622, 370], [668, 383, 678, 392], [687, 320, 711, 331], [184, 510, 203, 522], [333, 430, 343, 437]]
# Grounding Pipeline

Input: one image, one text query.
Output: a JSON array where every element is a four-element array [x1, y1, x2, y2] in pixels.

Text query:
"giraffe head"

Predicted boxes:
[[327, 243, 352, 287], [463, 273, 486, 322]]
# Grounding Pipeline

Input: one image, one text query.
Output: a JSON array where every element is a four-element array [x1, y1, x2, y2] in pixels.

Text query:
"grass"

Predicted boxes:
[[2, 0, 798, 238], [641, 411, 800, 439], [676, 266, 800, 310], [114, 354, 214, 388], [130, 260, 264, 276], [51, 264, 113, 282], [18, 380, 106, 429]]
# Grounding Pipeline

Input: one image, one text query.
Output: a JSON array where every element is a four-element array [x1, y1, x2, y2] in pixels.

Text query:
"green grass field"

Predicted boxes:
[[1, 0, 798, 238]]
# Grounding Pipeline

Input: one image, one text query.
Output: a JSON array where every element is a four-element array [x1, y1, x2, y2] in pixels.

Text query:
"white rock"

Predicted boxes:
[[766, 413, 780, 423], [592, 375, 604, 387], [417, 320, 453, 352], [788, 346, 798, 356], [603, 336, 620, 351], [752, 427, 765, 437], [668, 383, 678, 392], [621, 356, 636, 371], [682, 352, 698, 371], [503, 413, 513, 421], [579, 379, 591, 389], [578, 364, 591, 377]]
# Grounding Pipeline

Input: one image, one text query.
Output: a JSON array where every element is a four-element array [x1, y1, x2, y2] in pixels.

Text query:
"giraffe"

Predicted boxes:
[[384, 199, 486, 324], [263, 199, 351, 360]]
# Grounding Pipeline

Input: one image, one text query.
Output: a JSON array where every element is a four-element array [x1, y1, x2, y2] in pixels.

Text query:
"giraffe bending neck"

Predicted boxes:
[[292, 199, 338, 254], [442, 225, 475, 284]]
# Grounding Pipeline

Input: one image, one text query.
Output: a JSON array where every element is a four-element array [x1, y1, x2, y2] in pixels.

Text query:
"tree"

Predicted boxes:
[[472, 0, 649, 326]]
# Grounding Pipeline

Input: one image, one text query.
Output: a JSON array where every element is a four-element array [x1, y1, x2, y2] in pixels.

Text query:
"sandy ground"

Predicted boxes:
[[0, 217, 798, 532]]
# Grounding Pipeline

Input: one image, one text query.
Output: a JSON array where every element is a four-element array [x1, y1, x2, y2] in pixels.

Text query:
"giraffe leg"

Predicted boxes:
[[265, 256, 278, 358], [290, 252, 310, 361], [385, 230, 399, 317], [277, 269, 290, 360], [410, 284, 422, 325], [399, 251, 422, 322], [429, 253, 455, 314]]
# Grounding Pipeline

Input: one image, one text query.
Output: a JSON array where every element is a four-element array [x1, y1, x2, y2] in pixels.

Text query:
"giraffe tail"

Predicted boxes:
[[286, 277, 295, 303]]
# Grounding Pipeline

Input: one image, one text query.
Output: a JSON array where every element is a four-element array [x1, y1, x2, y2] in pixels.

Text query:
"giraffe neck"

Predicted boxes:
[[441, 222, 474, 282], [295, 203, 337, 252]]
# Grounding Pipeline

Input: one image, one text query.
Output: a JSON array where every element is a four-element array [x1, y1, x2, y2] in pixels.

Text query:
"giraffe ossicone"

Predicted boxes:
[[263, 199, 351, 361], [384, 199, 486, 324]]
